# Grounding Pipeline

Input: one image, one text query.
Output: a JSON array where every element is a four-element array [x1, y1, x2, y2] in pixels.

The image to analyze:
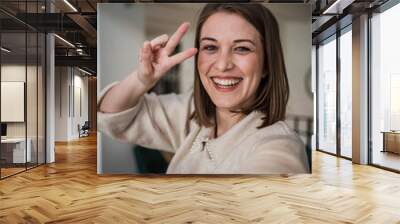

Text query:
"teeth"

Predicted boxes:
[[212, 77, 242, 87]]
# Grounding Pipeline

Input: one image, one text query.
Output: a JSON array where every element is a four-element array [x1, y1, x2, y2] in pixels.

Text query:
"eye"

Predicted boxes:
[[201, 45, 218, 52], [234, 46, 251, 53]]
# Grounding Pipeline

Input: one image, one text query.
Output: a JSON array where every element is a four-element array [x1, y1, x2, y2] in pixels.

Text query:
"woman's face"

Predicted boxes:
[[197, 11, 264, 111]]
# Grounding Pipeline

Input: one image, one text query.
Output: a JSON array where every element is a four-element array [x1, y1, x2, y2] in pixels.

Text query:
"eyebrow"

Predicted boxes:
[[200, 37, 256, 46]]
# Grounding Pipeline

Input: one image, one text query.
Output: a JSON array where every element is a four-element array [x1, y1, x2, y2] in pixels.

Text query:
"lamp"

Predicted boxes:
[[78, 67, 93, 76], [54, 34, 75, 48], [63, 0, 78, 12], [1, 47, 11, 53], [322, 0, 355, 15]]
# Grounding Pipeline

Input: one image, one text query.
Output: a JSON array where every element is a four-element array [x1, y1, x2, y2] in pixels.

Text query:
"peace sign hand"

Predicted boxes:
[[137, 22, 198, 88]]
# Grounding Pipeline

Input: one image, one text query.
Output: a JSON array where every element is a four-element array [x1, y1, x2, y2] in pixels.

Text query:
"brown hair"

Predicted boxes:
[[192, 3, 289, 129]]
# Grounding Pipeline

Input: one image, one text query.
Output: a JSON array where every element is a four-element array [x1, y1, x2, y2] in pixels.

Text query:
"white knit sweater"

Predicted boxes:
[[98, 83, 310, 174]]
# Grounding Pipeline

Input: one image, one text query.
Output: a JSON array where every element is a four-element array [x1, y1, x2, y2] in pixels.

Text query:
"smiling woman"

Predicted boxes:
[[97, 3, 310, 174]]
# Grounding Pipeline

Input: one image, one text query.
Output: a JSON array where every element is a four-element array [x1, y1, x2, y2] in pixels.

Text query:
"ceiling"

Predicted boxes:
[[0, 0, 392, 75]]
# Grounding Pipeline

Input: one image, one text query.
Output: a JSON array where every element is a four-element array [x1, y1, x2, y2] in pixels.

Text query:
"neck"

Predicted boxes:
[[214, 108, 245, 138]]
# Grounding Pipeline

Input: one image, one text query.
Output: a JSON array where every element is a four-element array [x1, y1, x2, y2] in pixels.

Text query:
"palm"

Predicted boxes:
[[152, 48, 170, 77]]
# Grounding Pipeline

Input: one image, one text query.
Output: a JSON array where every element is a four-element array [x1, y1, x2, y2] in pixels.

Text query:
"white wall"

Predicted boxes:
[[1, 65, 26, 81], [72, 73, 89, 138], [55, 67, 68, 141], [1, 64, 46, 164], [54, 67, 89, 141], [1, 66, 26, 126], [1, 65, 40, 137]]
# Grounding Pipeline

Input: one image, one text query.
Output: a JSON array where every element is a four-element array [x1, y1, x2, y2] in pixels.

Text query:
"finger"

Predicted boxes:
[[139, 47, 143, 62], [164, 22, 190, 55], [139, 41, 153, 75], [150, 34, 169, 49], [167, 48, 198, 69]]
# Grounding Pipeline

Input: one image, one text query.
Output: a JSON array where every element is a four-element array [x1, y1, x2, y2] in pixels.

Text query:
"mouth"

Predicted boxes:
[[210, 77, 243, 91]]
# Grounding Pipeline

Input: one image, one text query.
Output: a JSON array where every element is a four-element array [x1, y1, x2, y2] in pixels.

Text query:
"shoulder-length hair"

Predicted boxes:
[[191, 3, 289, 129]]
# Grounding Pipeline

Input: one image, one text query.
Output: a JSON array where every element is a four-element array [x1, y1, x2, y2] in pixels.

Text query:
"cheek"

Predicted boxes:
[[235, 55, 263, 78], [197, 58, 208, 88], [197, 53, 213, 75], [197, 53, 215, 85]]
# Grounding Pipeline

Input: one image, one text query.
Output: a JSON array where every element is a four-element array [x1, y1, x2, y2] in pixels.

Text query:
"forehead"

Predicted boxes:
[[200, 11, 261, 41]]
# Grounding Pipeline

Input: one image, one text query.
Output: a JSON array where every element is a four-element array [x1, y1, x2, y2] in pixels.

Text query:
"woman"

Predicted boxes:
[[98, 3, 310, 174]]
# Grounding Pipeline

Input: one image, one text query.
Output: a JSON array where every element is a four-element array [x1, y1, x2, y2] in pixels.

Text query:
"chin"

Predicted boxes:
[[210, 96, 243, 111]]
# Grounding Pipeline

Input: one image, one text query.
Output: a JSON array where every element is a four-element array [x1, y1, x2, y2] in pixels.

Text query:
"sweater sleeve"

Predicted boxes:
[[97, 82, 194, 153], [240, 135, 310, 174]]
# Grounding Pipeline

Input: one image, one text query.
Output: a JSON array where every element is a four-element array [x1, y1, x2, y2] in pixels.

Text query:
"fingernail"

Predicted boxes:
[[181, 22, 189, 29]]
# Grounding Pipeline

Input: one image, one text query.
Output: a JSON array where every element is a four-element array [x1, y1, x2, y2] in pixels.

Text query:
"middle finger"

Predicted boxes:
[[164, 22, 190, 55], [150, 34, 169, 49]]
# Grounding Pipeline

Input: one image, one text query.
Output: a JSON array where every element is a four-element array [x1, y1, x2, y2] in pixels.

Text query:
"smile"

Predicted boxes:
[[211, 77, 243, 92]]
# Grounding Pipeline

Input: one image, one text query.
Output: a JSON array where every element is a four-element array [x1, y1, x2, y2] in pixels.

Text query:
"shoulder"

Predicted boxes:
[[255, 121, 305, 151], [250, 120, 301, 142], [240, 121, 309, 173]]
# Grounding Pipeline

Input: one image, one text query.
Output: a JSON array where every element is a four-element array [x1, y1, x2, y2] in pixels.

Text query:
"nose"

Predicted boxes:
[[214, 50, 234, 71]]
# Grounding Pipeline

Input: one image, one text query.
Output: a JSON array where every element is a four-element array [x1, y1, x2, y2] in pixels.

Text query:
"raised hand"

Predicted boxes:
[[137, 22, 198, 88], [99, 22, 197, 113]]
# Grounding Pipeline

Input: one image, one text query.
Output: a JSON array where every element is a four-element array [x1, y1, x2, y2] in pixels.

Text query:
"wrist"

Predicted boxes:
[[123, 70, 151, 93]]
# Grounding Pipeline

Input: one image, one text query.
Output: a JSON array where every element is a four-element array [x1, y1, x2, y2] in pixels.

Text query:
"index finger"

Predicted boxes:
[[164, 22, 190, 56], [150, 34, 169, 49]]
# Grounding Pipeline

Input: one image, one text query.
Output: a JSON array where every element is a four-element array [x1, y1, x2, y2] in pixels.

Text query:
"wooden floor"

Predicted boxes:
[[1, 163, 45, 178], [0, 167, 26, 178], [1, 135, 400, 223]]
